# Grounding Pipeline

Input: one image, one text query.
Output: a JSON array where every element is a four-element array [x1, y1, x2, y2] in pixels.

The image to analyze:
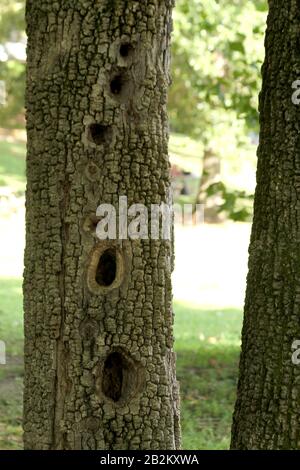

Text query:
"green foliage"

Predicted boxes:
[[169, 0, 267, 220], [0, 0, 25, 128], [206, 182, 254, 222], [0, 0, 268, 134], [0, 1, 25, 43], [170, 0, 268, 139]]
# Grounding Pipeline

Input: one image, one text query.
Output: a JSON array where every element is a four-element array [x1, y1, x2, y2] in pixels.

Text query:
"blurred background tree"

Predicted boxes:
[[169, 0, 267, 221]]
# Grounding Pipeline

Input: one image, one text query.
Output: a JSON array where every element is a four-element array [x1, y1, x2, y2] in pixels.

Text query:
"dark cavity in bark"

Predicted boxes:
[[119, 43, 133, 58], [110, 75, 124, 95], [96, 249, 117, 287], [87, 123, 111, 145], [102, 352, 124, 402]]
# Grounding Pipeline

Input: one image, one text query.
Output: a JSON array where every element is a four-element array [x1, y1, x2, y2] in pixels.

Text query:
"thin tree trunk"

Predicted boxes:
[[195, 148, 222, 223], [231, 0, 300, 449], [24, 0, 180, 450]]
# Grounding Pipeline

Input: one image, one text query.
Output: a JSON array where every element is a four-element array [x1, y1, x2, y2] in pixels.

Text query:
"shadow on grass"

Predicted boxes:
[[0, 277, 23, 449]]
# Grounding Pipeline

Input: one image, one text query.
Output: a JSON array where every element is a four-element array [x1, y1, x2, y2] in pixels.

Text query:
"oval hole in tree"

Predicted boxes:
[[101, 349, 144, 404], [95, 248, 117, 287], [87, 123, 110, 145], [119, 43, 133, 58], [110, 75, 124, 95], [102, 352, 124, 402], [87, 243, 125, 294]]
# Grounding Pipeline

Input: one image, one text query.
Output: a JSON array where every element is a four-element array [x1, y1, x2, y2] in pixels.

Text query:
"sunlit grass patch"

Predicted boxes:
[[174, 301, 242, 449], [0, 140, 26, 193]]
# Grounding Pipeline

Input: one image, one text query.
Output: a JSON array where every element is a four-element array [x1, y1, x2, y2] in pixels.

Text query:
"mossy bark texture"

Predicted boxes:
[[24, 0, 180, 450], [231, 0, 300, 449]]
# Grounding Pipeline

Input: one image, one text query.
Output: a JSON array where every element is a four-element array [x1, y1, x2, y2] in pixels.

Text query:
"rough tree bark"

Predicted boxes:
[[24, 0, 180, 450], [231, 0, 300, 449]]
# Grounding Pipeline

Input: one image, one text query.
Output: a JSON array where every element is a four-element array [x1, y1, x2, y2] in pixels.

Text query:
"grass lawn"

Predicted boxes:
[[0, 277, 23, 450], [0, 140, 26, 194], [175, 301, 241, 449], [0, 275, 242, 450]]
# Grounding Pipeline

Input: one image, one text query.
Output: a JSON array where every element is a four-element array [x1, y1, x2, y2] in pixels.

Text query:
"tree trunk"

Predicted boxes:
[[24, 0, 180, 450], [195, 148, 223, 223], [231, 0, 300, 449]]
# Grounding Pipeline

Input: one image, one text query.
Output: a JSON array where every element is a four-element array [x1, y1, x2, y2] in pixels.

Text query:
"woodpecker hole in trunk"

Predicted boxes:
[[87, 243, 125, 294], [96, 248, 117, 287], [110, 75, 123, 95], [102, 352, 124, 402], [100, 349, 145, 405], [87, 123, 111, 145], [119, 43, 133, 58]]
